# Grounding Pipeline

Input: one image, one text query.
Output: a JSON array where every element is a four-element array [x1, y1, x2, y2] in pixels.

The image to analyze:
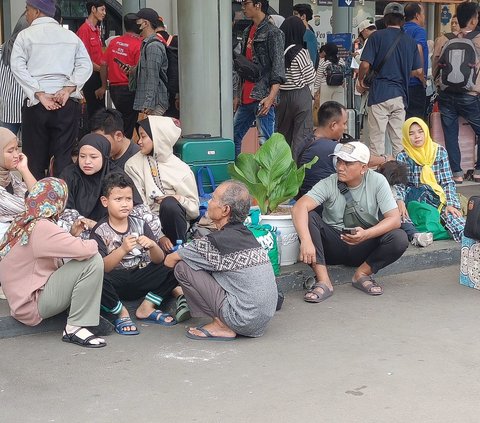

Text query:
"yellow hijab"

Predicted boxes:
[[401, 117, 446, 208]]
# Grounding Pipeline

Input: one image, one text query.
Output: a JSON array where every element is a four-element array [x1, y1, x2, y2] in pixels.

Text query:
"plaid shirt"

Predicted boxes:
[[133, 35, 168, 112], [396, 146, 465, 241]]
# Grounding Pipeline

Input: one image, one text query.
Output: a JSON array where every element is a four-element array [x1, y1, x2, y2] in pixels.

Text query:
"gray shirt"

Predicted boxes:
[[178, 223, 277, 337], [306, 170, 397, 230]]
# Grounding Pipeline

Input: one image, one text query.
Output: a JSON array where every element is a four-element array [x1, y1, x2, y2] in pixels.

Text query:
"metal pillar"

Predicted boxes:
[[332, 2, 352, 34], [122, 0, 146, 15], [177, 0, 233, 139], [427, 3, 435, 41]]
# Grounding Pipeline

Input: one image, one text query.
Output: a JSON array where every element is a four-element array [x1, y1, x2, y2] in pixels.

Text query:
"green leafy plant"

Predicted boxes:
[[228, 133, 318, 215]]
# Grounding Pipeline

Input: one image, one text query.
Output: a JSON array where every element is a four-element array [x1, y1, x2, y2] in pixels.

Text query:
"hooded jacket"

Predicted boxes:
[[125, 116, 199, 220]]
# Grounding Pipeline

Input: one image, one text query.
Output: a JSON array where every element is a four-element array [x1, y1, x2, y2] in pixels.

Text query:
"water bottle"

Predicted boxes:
[[171, 239, 183, 252], [276, 230, 282, 265]]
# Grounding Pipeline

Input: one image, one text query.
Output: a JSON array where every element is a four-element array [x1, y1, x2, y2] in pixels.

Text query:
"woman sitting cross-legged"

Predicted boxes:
[[0, 178, 106, 348], [396, 117, 465, 242]]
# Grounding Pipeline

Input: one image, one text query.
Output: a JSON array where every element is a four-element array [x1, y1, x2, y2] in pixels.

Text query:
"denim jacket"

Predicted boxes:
[[239, 17, 286, 102]]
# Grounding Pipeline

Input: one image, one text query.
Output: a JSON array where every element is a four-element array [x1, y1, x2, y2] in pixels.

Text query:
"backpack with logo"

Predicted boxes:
[[325, 61, 345, 86], [437, 32, 480, 92]]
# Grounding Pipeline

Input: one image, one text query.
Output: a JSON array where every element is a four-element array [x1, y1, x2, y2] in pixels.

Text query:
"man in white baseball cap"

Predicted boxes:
[[292, 141, 408, 303]]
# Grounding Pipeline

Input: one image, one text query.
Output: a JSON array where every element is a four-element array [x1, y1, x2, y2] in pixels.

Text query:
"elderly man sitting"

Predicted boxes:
[[292, 141, 408, 303], [165, 180, 278, 341]]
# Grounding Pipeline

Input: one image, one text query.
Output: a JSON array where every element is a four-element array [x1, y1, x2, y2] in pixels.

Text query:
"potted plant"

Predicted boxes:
[[228, 133, 317, 265]]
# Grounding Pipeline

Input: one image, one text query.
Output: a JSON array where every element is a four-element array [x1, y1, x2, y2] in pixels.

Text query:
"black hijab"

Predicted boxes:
[[60, 133, 142, 220], [280, 16, 306, 68]]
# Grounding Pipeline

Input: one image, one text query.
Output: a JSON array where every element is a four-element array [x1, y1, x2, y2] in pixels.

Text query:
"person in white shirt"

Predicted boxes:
[[10, 0, 92, 179]]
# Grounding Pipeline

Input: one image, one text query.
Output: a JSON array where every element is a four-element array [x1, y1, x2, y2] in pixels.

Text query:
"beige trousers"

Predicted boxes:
[[38, 254, 104, 327], [367, 96, 405, 156]]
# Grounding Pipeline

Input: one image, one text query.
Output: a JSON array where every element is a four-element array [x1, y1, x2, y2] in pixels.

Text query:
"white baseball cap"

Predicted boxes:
[[358, 19, 376, 35], [330, 142, 371, 164]]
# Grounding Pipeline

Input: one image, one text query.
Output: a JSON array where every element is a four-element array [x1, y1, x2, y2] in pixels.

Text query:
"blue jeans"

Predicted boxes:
[[0, 121, 21, 135], [438, 91, 480, 173], [233, 101, 275, 157]]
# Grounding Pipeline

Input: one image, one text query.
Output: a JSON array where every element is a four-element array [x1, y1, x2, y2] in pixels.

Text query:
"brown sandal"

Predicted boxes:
[[304, 282, 333, 303], [352, 276, 383, 296]]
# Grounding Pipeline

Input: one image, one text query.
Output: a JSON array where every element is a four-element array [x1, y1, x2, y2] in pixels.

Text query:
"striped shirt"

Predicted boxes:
[[280, 48, 316, 91], [314, 58, 345, 93], [0, 172, 27, 223], [0, 45, 24, 124]]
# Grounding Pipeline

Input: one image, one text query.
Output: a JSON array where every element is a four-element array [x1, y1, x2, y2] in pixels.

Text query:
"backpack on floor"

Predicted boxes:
[[437, 32, 480, 93], [464, 196, 480, 240], [326, 62, 345, 86]]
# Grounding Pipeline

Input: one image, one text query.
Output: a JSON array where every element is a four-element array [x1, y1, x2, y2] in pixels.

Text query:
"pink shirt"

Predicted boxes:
[[0, 219, 98, 326]]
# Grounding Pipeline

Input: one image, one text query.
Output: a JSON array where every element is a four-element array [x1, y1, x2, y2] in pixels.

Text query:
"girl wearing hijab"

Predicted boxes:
[[59, 133, 161, 240], [314, 42, 346, 107], [396, 117, 465, 242], [125, 116, 199, 252], [0, 128, 36, 239], [276, 16, 316, 162], [0, 178, 106, 348]]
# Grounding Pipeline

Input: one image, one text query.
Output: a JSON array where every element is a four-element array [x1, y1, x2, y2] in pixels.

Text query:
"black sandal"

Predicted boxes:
[[62, 327, 107, 348]]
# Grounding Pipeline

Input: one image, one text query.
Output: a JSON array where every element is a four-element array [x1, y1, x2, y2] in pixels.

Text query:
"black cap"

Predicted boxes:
[[133, 8, 160, 28]]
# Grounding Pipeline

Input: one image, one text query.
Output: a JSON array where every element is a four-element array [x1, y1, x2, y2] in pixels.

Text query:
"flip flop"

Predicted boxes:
[[62, 327, 107, 348], [186, 326, 236, 341], [352, 275, 383, 296], [114, 317, 140, 336], [140, 310, 177, 326], [304, 282, 333, 303]]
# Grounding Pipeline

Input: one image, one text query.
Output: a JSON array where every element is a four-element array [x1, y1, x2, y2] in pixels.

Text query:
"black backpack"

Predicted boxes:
[[464, 196, 480, 240], [326, 62, 345, 86], [158, 34, 179, 96], [437, 32, 480, 93]]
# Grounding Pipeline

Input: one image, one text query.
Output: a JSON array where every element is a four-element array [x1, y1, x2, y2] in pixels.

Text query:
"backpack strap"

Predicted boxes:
[[371, 30, 404, 76], [337, 181, 355, 205], [444, 32, 458, 40], [166, 35, 174, 46], [464, 31, 480, 40]]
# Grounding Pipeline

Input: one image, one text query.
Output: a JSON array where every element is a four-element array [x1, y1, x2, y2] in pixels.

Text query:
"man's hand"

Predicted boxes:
[[53, 86, 76, 107], [299, 239, 316, 265], [142, 108, 154, 115], [35, 92, 62, 111], [445, 205, 463, 218], [70, 218, 92, 237], [356, 79, 367, 94], [257, 96, 274, 117], [95, 86, 106, 100], [121, 235, 138, 254], [158, 236, 174, 253], [340, 227, 369, 246], [136, 235, 155, 250], [397, 200, 409, 222]]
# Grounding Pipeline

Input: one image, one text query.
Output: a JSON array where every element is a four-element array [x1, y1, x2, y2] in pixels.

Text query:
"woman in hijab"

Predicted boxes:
[[396, 117, 465, 242], [125, 116, 199, 252], [59, 133, 161, 239], [276, 16, 316, 162], [314, 42, 346, 107], [0, 178, 106, 348], [0, 14, 29, 134], [0, 128, 36, 239]]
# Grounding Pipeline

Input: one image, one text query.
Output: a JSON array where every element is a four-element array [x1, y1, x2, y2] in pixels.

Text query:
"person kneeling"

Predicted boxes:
[[164, 181, 278, 341], [292, 142, 409, 302], [90, 173, 178, 335]]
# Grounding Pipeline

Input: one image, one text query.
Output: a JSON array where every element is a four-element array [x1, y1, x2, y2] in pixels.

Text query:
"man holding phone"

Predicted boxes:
[[292, 142, 408, 303]]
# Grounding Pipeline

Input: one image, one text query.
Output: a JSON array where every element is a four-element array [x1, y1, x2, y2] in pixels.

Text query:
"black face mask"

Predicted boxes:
[[135, 23, 142, 35]]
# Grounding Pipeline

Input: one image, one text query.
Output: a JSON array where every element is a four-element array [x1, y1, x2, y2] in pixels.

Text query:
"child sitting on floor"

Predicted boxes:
[[377, 161, 433, 247], [90, 173, 179, 335]]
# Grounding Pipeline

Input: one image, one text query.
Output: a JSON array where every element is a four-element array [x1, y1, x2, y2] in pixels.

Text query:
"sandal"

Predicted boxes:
[[140, 310, 177, 326], [352, 275, 383, 296], [304, 282, 333, 303], [175, 295, 191, 323], [62, 327, 107, 348], [114, 317, 140, 336]]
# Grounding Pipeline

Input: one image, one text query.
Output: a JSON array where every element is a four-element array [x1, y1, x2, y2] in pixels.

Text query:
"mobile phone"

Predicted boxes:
[[341, 227, 357, 235], [113, 57, 127, 68]]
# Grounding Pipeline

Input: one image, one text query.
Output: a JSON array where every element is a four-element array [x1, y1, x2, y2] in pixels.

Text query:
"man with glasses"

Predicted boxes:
[[292, 142, 408, 303], [233, 0, 285, 157]]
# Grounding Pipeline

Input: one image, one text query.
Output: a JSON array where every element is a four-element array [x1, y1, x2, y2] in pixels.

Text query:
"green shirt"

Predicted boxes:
[[306, 170, 398, 230]]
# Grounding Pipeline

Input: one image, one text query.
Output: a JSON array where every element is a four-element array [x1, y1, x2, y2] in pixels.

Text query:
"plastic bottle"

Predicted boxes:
[[171, 239, 183, 252]]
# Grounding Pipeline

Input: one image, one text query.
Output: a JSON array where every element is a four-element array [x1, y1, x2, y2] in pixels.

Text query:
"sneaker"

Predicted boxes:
[[411, 232, 433, 247]]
